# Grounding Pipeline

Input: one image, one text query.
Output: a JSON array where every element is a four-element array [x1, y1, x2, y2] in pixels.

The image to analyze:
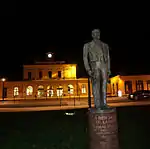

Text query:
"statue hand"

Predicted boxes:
[[88, 70, 96, 79], [108, 70, 111, 76], [88, 70, 93, 77]]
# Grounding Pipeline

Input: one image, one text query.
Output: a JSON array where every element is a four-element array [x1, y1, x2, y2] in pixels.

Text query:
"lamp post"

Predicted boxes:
[[1, 78, 6, 101], [88, 77, 91, 108]]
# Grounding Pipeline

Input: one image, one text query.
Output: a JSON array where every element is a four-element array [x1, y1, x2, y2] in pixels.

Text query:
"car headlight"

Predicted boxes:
[[130, 95, 133, 98]]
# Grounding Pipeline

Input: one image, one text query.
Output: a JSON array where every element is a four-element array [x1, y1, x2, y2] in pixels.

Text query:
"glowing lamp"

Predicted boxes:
[[65, 112, 75, 116], [118, 90, 122, 97], [130, 94, 133, 98], [1, 78, 6, 82]]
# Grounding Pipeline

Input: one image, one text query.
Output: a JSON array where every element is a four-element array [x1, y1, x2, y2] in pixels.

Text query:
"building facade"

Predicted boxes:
[[110, 75, 150, 96], [1, 52, 148, 99], [0, 53, 93, 100]]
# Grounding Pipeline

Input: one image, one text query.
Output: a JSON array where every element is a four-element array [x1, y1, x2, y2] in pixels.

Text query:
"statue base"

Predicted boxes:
[[88, 107, 119, 149]]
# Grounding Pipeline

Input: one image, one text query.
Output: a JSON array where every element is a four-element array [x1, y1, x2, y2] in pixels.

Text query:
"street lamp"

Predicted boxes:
[[1, 78, 6, 82], [1, 78, 6, 100]]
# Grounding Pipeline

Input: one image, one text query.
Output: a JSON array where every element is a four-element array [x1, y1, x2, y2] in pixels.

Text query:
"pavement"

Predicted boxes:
[[0, 96, 150, 112], [0, 96, 127, 107], [0, 96, 127, 102]]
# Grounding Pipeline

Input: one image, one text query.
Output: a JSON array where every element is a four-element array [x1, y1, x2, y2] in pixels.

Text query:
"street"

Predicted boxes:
[[0, 97, 150, 112]]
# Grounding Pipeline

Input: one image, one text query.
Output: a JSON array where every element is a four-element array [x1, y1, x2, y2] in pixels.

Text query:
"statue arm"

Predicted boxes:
[[83, 44, 91, 75]]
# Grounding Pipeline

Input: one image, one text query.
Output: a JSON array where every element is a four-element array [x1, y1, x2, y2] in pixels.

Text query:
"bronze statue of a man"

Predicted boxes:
[[83, 29, 111, 109]]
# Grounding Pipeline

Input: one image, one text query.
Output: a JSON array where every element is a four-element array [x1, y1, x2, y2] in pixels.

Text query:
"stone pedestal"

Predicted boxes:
[[88, 108, 119, 149]]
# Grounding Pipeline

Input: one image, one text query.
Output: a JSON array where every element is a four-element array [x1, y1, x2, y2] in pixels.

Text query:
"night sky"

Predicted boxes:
[[0, 0, 16, 16], [1, 10, 150, 80]]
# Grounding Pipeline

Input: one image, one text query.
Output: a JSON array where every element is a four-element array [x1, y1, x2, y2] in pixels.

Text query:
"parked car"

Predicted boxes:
[[128, 90, 150, 100]]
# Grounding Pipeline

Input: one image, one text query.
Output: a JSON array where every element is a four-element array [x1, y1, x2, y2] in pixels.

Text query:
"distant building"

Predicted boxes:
[[110, 75, 150, 96], [0, 52, 91, 100], [2, 52, 147, 100]]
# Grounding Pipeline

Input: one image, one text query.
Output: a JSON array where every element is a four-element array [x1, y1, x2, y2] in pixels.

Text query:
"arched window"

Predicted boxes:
[[26, 86, 33, 95], [81, 84, 86, 93], [68, 84, 74, 94], [57, 85, 63, 96], [14, 87, 19, 96], [47, 86, 53, 97], [37, 85, 44, 97]]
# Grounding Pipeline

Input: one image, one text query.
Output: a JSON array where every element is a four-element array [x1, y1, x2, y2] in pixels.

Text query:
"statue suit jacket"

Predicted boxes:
[[83, 40, 110, 73]]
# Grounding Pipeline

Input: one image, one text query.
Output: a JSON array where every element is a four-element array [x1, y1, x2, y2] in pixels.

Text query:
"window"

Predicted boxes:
[[37, 85, 44, 97], [81, 84, 86, 93], [14, 87, 19, 96], [68, 84, 74, 94], [47, 86, 53, 97], [48, 71, 52, 78], [28, 72, 31, 80], [57, 86, 63, 96], [136, 80, 143, 91], [26, 86, 33, 95], [58, 71, 61, 78], [39, 71, 42, 79]]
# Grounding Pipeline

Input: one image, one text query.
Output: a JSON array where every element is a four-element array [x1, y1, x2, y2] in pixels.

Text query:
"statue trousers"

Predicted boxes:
[[91, 64, 108, 108]]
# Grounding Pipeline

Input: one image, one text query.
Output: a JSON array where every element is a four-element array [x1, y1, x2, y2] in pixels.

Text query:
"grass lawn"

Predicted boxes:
[[0, 106, 150, 149]]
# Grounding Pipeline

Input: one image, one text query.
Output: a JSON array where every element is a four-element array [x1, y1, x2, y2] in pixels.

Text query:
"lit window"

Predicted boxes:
[[14, 87, 19, 96], [57, 86, 63, 96], [26, 86, 33, 95], [68, 84, 74, 94], [37, 85, 44, 97], [47, 86, 54, 97], [49, 90, 54, 96], [57, 89, 63, 96], [81, 84, 86, 93]]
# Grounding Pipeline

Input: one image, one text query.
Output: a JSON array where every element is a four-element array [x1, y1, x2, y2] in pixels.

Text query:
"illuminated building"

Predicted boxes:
[[109, 75, 150, 96], [0, 52, 91, 99], [1, 52, 147, 100]]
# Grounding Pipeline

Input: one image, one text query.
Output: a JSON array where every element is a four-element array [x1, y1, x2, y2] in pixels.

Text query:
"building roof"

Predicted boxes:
[[35, 61, 66, 65]]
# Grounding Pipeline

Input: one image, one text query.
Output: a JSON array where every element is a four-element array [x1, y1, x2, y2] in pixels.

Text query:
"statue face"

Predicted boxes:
[[92, 29, 100, 40]]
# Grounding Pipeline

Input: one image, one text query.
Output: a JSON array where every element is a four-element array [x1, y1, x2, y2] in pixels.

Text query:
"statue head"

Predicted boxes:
[[92, 29, 100, 40]]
